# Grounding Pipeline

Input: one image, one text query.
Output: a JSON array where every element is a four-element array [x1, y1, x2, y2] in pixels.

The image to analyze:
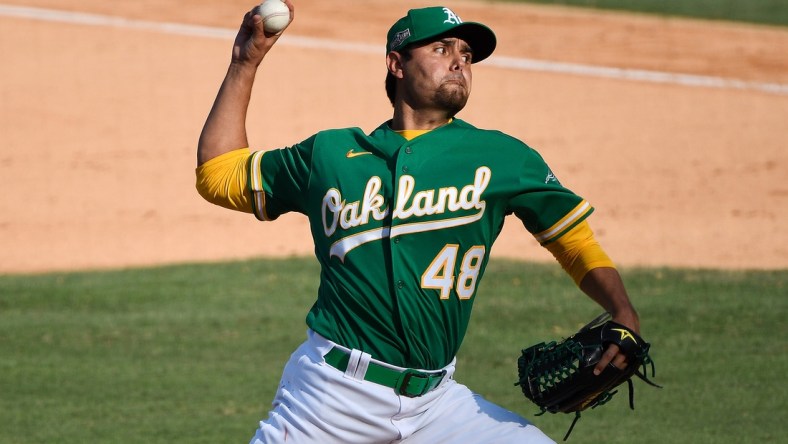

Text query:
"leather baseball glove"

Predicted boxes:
[[515, 312, 660, 440]]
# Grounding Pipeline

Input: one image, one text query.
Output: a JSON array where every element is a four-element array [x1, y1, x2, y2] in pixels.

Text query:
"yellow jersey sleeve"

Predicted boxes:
[[195, 148, 254, 213], [544, 220, 616, 286]]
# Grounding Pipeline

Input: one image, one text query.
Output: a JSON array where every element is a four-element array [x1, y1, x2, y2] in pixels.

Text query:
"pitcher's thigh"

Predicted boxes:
[[407, 383, 556, 444]]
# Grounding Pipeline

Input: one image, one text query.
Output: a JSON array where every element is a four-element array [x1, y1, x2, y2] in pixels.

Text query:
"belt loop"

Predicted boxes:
[[344, 349, 373, 381], [355, 351, 371, 380], [344, 349, 363, 380]]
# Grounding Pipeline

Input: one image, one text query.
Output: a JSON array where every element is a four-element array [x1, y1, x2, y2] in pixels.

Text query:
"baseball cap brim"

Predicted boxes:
[[434, 22, 496, 63]]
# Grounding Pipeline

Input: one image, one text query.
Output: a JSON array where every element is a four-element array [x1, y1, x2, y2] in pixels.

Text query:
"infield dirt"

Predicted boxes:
[[1, 0, 787, 273]]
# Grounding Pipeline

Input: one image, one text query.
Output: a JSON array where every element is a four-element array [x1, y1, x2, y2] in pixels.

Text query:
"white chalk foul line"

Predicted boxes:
[[488, 56, 788, 95], [2, 4, 786, 95]]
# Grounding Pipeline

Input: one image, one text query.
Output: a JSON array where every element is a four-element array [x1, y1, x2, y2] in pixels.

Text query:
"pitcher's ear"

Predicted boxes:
[[387, 51, 405, 79]]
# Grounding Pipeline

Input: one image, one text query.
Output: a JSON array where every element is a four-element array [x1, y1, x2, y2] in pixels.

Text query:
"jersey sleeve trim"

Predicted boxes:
[[534, 200, 593, 245], [248, 150, 272, 221]]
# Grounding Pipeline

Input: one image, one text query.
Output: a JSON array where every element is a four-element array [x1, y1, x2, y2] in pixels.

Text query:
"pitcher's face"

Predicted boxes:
[[399, 37, 473, 115]]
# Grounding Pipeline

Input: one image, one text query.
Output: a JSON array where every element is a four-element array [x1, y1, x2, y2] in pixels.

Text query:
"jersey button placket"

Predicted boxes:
[[392, 145, 413, 294], [402, 146, 413, 174]]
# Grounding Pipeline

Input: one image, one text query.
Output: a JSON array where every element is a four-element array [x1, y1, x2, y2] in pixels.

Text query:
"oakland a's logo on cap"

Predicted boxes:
[[442, 8, 462, 24]]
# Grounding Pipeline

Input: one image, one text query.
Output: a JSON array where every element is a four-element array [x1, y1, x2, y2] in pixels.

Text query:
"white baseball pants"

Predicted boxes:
[[249, 330, 555, 444]]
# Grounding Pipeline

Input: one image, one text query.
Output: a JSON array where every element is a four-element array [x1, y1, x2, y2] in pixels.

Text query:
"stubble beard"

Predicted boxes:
[[434, 83, 469, 116]]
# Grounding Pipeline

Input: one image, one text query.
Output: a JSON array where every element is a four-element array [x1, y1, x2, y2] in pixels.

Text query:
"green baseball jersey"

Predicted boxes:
[[248, 119, 592, 370]]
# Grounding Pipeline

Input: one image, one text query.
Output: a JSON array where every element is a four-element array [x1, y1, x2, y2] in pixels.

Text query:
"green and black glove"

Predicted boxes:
[[515, 312, 661, 440]]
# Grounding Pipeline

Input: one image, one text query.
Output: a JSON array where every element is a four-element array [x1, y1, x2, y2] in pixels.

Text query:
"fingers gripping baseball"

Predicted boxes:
[[232, 1, 294, 66]]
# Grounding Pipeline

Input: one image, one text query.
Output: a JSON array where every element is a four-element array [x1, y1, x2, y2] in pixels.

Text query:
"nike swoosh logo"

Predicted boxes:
[[346, 149, 373, 158]]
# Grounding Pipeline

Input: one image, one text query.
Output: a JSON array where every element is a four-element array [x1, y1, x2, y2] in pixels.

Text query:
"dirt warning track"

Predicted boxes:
[[1, 0, 787, 273]]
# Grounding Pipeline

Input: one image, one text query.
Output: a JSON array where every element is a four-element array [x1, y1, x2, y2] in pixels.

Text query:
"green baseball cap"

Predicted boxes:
[[386, 6, 497, 63]]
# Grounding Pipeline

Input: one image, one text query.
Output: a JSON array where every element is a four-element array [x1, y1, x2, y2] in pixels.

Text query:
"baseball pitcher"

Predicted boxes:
[[196, 3, 642, 443]]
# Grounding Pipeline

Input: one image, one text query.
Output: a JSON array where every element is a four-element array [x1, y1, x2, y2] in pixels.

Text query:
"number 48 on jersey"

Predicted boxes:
[[421, 245, 486, 300]]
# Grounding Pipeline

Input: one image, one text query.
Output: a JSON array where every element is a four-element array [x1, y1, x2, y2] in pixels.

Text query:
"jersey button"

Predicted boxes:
[[402, 166, 410, 173], [393, 237, 400, 244], [396, 280, 405, 289], [405, 147, 413, 154]]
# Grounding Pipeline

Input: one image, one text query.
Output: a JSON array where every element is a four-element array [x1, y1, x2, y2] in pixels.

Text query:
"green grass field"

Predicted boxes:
[[1, 2, 783, 443], [500, 0, 788, 26], [0, 258, 785, 443]]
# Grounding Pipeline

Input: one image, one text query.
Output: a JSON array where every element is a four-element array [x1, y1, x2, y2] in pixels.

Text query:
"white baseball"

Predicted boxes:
[[257, 0, 291, 34]]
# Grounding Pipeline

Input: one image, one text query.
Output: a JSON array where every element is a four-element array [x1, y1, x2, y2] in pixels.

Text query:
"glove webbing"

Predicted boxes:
[[538, 341, 582, 395]]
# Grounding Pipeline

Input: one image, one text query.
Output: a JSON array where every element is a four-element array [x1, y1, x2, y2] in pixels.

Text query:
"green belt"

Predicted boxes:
[[324, 347, 447, 398]]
